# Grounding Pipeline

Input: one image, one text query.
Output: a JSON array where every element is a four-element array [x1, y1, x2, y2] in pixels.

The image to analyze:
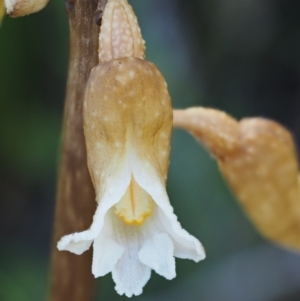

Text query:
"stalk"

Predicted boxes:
[[49, 0, 101, 300]]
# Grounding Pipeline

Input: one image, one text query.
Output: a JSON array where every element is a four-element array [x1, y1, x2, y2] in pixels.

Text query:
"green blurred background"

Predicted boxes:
[[1, 0, 300, 300]]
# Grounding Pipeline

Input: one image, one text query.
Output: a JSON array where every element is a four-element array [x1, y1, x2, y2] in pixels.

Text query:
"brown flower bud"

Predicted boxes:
[[174, 108, 300, 252]]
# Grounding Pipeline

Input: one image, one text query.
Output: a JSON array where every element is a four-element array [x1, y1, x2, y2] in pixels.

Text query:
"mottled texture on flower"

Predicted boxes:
[[84, 57, 172, 197], [99, 0, 145, 62], [58, 60, 205, 297], [4, 0, 49, 17], [174, 107, 300, 252]]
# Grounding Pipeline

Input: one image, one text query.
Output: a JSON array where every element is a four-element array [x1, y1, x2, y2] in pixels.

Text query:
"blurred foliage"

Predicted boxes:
[[1, 0, 300, 300]]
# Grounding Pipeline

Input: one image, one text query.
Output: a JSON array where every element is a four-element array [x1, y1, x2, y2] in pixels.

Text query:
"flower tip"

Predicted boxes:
[[99, 0, 145, 62], [196, 246, 206, 262], [57, 234, 93, 255], [197, 241, 206, 261], [114, 284, 143, 298], [183, 240, 206, 263]]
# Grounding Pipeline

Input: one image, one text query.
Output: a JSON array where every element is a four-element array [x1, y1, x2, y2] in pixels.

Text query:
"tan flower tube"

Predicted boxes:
[[4, 0, 49, 17], [174, 107, 300, 252]]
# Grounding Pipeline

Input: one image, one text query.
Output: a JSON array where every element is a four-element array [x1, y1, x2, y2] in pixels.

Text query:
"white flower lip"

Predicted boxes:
[[57, 149, 205, 297]]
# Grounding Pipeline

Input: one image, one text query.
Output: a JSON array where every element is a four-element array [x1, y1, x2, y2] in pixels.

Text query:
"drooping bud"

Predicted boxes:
[[174, 108, 300, 252], [219, 118, 300, 252]]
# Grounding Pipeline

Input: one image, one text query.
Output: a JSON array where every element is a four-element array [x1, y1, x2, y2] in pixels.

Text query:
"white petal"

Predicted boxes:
[[57, 236, 93, 255], [129, 151, 206, 262], [57, 162, 131, 254], [113, 256, 150, 298], [109, 210, 151, 297], [92, 213, 124, 277], [139, 233, 176, 280], [156, 207, 205, 261]]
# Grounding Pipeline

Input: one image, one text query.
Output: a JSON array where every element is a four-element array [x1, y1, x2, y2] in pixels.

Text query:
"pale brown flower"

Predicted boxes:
[[174, 107, 300, 252]]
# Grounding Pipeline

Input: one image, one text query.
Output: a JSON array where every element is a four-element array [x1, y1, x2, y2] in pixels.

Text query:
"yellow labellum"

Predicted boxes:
[[114, 177, 155, 225]]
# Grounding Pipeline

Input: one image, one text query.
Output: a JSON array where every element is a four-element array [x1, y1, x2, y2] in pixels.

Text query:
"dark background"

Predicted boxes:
[[1, 0, 300, 300]]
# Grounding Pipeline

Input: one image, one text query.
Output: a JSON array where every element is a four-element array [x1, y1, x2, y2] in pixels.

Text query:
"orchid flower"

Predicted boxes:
[[174, 107, 300, 252], [57, 0, 205, 297]]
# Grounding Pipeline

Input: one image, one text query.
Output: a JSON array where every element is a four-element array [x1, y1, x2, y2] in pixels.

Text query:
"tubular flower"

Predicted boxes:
[[57, 0, 205, 297]]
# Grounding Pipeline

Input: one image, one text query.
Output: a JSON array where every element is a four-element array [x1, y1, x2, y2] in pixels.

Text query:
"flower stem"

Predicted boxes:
[[49, 0, 100, 300]]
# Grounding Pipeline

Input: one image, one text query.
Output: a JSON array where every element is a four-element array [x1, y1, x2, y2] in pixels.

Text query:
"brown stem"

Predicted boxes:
[[49, 0, 100, 300]]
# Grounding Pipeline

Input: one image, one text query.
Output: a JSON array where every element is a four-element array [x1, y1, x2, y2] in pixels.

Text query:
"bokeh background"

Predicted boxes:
[[1, 0, 300, 300]]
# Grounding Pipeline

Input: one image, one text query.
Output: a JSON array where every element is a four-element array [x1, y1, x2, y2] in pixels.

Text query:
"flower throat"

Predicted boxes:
[[114, 177, 155, 225]]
